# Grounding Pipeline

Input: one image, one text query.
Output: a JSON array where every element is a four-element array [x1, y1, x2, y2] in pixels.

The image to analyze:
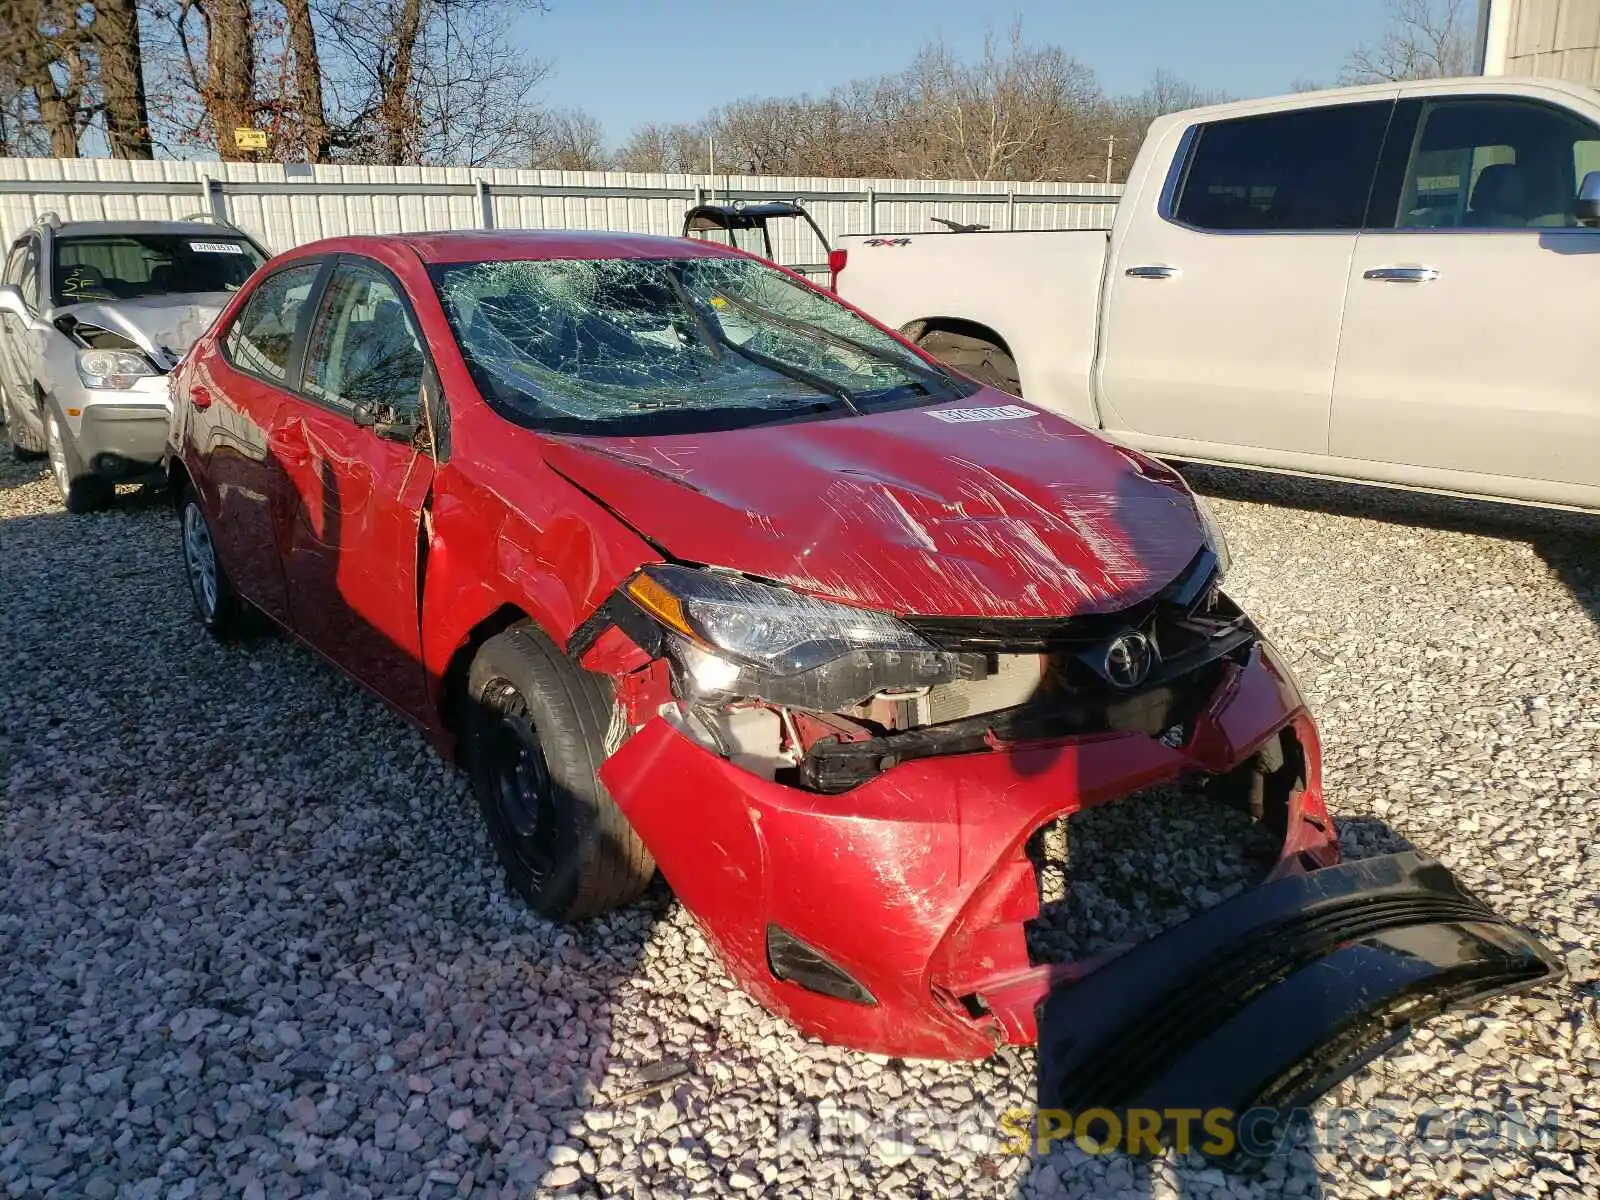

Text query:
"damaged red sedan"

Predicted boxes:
[[167, 231, 1556, 1128]]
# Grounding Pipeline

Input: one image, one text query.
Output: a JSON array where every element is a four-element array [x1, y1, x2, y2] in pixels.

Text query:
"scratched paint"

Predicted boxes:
[[539, 398, 1202, 620]]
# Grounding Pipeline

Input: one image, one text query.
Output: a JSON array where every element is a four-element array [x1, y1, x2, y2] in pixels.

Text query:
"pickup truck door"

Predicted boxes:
[[1331, 95, 1600, 497], [1096, 100, 1394, 457]]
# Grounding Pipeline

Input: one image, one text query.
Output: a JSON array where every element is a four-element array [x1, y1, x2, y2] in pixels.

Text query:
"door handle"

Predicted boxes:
[[1364, 266, 1439, 283], [1125, 265, 1181, 280], [268, 427, 310, 467], [189, 384, 212, 411]]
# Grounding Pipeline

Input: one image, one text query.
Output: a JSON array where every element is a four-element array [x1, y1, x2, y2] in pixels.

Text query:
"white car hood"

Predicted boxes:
[[58, 293, 233, 370]]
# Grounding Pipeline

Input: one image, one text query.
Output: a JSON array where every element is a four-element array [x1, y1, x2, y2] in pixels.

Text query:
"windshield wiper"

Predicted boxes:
[[708, 287, 955, 396], [659, 270, 861, 413]]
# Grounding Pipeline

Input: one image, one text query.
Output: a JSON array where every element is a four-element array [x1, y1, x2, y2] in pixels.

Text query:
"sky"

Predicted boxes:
[[520, 0, 1409, 146]]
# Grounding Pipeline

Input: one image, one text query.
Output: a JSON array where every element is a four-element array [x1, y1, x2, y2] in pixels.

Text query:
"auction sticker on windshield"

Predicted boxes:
[[189, 242, 246, 254], [929, 404, 1034, 423]]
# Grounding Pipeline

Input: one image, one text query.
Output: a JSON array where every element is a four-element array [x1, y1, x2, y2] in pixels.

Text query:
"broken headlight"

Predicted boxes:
[[625, 564, 972, 710]]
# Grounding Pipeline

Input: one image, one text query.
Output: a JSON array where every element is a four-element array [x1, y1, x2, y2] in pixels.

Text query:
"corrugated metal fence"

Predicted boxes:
[[0, 159, 1122, 270]]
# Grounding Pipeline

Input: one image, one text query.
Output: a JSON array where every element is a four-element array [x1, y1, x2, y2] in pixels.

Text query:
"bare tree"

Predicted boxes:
[[523, 104, 607, 170], [1342, 0, 1475, 83], [88, 0, 154, 157], [612, 120, 711, 174], [283, 0, 328, 160], [0, 0, 97, 156], [314, 0, 551, 166], [898, 26, 1106, 180]]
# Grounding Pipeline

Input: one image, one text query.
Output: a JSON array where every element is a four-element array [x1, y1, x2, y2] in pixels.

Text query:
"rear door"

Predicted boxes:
[[1331, 94, 1600, 499], [201, 260, 327, 624], [274, 258, 435, 719], [1097, 99, 1394, 456]]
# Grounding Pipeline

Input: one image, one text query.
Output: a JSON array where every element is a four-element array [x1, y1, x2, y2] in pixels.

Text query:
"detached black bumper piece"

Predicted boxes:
[[1037, 852, 1561, 1151]]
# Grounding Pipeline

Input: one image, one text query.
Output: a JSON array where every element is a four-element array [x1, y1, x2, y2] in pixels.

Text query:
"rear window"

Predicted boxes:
[[53, 234, 266, 303], [1174, 102, 1392, 232], [431, 255, 971, 436]]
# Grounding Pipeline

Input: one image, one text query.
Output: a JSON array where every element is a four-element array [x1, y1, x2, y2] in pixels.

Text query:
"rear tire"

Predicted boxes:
[[917, 329, 1022, 396], [46, 408, 114, 513], [465, 625, 654, 921], [179, 484, 249, 639]]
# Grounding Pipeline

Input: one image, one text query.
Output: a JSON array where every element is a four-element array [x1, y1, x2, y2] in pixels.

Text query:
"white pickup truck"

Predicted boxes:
[[835, 76, 1600, 512]]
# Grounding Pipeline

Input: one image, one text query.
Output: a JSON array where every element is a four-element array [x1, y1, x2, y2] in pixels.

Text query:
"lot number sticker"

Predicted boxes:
[[929, 404, 1035, 424], [189, 241, 245, 254]]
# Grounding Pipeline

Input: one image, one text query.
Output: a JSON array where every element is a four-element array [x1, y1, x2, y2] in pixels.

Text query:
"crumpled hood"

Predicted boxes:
[[56, 294, 232, 368], [541, 401, 1206, 619]]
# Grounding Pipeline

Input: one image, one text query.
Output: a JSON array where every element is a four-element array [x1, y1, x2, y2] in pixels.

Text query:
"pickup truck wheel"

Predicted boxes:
[[465, 626, 655, 921], [917, 329, 1022, 397], [46, 408, 114, 513], [179, 485, 250, 639]]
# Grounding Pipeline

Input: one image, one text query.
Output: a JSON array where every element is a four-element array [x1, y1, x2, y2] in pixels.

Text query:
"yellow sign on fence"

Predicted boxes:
[[234, 127, 268, 151]]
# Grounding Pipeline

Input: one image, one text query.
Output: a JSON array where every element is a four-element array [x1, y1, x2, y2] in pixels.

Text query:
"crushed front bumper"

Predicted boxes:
[[1036, 851, 1560, 1151], [600, 639, 1339, 1059]]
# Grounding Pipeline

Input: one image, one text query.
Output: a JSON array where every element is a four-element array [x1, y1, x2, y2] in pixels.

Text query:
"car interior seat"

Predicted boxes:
[[1467, 164, 1531, 227]]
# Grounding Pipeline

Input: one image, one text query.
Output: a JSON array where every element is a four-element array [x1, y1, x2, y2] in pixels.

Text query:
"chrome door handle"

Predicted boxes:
[[1364, 266, 1439, 283], [1125, 265, 1180, 280]]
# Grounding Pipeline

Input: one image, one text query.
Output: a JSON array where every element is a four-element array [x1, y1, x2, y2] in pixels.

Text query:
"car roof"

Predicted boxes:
[[1149, 73, 1600, 133], [285, 228, 745, 266], [31, 218, 255, 239]]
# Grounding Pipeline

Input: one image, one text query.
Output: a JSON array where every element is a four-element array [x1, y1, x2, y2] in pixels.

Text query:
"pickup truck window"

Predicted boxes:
[[1174, 102, 1391, 233], [1393, 98, 1600, 230]]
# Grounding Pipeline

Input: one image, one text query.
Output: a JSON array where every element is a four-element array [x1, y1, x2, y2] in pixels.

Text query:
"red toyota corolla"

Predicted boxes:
[[166, 231, 1555, 1132]]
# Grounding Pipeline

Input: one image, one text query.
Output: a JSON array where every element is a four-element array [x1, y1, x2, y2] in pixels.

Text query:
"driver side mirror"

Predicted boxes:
[[352, 396, 421, 444], [1577, 171, 1600, 227], [0, 283, 28, 321]]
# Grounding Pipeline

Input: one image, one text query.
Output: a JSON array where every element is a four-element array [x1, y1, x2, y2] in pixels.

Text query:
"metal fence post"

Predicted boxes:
[[1007, 190, 1017, 231], [694, 185, 705, 207], [199, 174, 224, 222], [476, 179, 493, 229], [865, 187, 876, 235]]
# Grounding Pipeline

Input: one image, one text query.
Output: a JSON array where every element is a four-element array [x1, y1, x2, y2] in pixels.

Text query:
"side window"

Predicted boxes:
[[224, 263, 322, 383], [1174, 102, 1392, 232], [1395, 99, 1600, 230], [302, 264, 425, 417], [17, 239, 40, 312]]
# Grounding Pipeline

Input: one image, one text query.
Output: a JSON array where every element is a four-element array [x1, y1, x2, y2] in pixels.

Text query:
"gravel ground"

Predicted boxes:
[[1, 435, 1597, 1200]]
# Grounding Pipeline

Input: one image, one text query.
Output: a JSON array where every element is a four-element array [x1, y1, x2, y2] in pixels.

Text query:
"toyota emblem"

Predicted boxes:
[[1104, 631, 1155, 689]]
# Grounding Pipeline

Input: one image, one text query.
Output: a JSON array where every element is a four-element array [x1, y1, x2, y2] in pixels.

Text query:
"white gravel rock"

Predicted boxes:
[[1, 443, 1594, 1199]]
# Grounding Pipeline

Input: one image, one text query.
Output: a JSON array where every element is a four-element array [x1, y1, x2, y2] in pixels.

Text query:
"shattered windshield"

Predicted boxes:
[[431, 255, 973, 435]]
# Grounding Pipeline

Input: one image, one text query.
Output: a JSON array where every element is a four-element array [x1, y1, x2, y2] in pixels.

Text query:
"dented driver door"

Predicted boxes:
[[273, 260, 436, 720]]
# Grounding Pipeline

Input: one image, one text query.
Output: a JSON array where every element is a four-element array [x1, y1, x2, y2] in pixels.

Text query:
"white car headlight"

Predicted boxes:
[[1191, 492, 1233, 579], [77, 348, 158, 389]]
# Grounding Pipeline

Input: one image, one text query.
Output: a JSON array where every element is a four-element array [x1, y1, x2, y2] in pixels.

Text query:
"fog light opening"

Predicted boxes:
[[765, 924, 877, 1006]]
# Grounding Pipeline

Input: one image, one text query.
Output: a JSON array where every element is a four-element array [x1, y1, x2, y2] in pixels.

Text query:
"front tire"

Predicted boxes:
[[46, 408, 114, 513], [179, 485, 249, 639], [465, 626, 654, 921]]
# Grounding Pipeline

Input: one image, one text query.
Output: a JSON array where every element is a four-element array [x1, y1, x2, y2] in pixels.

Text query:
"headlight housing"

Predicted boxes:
[[77, 348, 158, 389], [626, 564, 975, 709], [1191, 492, 1232, 580]]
